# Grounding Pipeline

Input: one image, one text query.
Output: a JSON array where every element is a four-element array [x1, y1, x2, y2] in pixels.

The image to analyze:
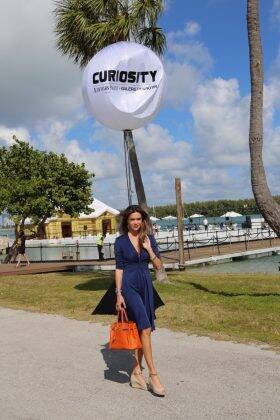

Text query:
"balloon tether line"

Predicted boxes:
[[124, 131, 133, 205]]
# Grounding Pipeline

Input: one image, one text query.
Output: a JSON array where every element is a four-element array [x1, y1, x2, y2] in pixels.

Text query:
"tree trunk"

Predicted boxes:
[[4, 222, 20, 263], [175, 178, 185, 270], [247, 0, 280, 236], [123, 129, 148, 212], [4, 217, 45, 263], [37, 216, 48, 239]]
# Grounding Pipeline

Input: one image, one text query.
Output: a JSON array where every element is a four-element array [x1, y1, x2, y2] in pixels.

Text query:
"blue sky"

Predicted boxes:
[[0, 0, 279, 209]]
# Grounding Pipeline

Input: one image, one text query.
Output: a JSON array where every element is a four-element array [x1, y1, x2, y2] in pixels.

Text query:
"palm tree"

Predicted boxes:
[[54, 0, 166, 211], [247, 0, 280, 236]]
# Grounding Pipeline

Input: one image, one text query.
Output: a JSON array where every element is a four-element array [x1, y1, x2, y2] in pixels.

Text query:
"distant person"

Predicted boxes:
[[203, 217, 209, 231], [16, 230, 30, 267], [152, 223, 159, 236], [220, 222, 224, 230], [96, 232, 104, 260]]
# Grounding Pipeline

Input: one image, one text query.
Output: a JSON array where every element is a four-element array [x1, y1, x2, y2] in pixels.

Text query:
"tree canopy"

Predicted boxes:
[[148, 196, 280, 219], [54, 0, 166, 67], [0, 138, 93, 237]]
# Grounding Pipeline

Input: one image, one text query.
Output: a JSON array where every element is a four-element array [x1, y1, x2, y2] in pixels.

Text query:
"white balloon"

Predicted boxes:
[[82, 41, 166, 131]]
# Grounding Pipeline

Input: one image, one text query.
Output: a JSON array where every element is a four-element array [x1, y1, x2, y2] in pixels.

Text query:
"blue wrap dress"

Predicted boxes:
[[114, 234, 161, 331]]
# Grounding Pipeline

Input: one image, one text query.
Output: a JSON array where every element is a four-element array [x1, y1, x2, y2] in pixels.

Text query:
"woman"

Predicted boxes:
[[16, 230, 30, 267], [93, 205, 165, 397], [115, 204, 166, 396]]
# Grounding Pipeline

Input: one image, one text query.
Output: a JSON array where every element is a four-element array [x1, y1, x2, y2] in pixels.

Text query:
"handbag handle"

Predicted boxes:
[[118, 307, 129, 323]]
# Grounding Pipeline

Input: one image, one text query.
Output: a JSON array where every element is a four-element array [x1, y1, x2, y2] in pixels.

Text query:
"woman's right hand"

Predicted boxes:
[[116, 293, 126, 312]]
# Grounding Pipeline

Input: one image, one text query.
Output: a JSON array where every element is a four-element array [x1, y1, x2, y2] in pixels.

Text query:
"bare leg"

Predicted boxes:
[[140, 328, 164, 391], [23, 254, 30, 266], [130, 347, 146, 389], [133, 348, 143, 373], [16, 254, 22, 267]]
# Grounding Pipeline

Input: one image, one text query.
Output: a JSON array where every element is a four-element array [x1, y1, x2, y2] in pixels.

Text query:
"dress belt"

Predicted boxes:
[[124, 262, 149, 269]]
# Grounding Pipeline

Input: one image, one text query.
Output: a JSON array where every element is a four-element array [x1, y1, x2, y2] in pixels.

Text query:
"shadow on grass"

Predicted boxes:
[[75, 274, 114, 291], [188, 282, 280, 297], [100, 342, 134, 384]]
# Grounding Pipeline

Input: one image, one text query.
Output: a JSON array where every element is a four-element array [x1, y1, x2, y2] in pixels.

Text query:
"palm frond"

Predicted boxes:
[[137, 26, 166, 56], [53, 0, 166, 66], [130, 0, 164, 26]]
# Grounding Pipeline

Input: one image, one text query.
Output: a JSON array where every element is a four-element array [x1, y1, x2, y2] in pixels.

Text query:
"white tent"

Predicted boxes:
[[221, 211, 242, 218], [162, 215, 177, 220], [189, 213, 204, 218], [150, 216, 160, 221], [79, 198, 119, 218]]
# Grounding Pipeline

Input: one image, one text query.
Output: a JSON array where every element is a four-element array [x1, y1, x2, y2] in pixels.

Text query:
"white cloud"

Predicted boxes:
[[163, 0, 172, 11], [164, 61, 204, 108], [168, 20, 201, 39], [164, 22, 212, 108], [187, 65, 280, 198], [140, 166, 233, 204], [168, 40, 213, 69], [0, 125, 31, 146], [1, 4, 279, 206], [0, 0, 81, 126], [185, 21, 201, 36], [191, 77, 250, 166], [129, 124, 236, 203], [34, 119, 237, 205], [167, 20, 212, 69], [37, 120, 121, 180], [133, 123, 194, 173], [271, 0, 280, 22], [265, 126, 280, 165]]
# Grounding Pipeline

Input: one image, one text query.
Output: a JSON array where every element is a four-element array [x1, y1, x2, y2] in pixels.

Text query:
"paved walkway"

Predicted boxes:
[[1, 238, 279, 276], [0, 307, 279, 419]]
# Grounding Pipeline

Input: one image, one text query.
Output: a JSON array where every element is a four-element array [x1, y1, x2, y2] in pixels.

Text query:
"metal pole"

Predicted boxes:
[[216, 232, 220, 255], [175, 178, 185, 270], [123, 133, 132, 205], [186, 239, 191, 260], [76, 240, 80, 261], [123, 129, 147, 211]]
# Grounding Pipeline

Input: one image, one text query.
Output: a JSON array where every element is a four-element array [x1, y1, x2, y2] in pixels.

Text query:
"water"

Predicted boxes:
[[193, 254, 280, 274], [0, 228, 15, 239]]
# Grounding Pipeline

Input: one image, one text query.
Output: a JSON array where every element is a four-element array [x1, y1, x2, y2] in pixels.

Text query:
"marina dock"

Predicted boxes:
[[1, 238, 279, 276]]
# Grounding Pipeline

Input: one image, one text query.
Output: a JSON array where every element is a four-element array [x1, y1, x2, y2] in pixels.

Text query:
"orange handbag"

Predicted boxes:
[[109, 308, 142, 350]]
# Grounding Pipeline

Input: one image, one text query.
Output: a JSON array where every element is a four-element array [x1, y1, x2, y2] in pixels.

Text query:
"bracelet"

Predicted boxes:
[[151, 255, 157, 261], [115, 288, 122, 294]]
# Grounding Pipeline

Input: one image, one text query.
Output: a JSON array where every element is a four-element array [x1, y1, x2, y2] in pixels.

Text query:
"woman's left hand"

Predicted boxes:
[[142, 235, 152, 251]]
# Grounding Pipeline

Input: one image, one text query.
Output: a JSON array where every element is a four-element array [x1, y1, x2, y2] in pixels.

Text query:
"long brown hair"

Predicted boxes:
[[119, 205, 151, 248]]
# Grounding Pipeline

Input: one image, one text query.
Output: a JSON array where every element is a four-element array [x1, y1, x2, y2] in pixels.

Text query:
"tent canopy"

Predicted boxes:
[[79, 198, 119, 218], [150, 216, 160, 221], [162, 215, 177, 220], [189, 213, 204, 218], [220, 211, 242, 218]]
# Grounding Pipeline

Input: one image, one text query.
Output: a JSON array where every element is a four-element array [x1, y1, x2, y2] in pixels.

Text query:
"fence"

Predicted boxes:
[[157, 227, 277, 256], [5, 227, 276, 263]]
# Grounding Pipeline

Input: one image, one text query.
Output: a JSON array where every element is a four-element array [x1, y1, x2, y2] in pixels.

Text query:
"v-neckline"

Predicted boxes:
[[127, 233, 141, 256]]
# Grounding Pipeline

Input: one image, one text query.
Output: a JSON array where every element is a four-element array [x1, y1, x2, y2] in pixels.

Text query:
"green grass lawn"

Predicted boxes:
[[0, 271, 279, 349]]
